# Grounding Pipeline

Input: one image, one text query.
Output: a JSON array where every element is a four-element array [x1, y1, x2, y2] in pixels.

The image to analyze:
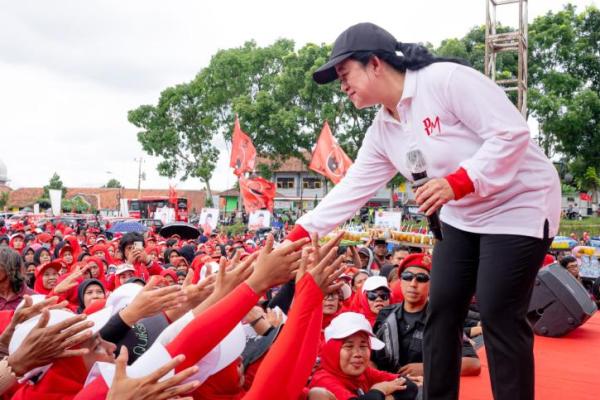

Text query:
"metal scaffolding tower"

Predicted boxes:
[[485, 0, 528, 117]]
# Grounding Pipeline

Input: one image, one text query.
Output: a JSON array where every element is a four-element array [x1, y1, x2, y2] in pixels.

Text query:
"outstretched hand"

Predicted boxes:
[[246, 235, 309, 294], [120, 276, 187, 326], [296, 233, 345, 295], [7, 310, 94, 376], [0, 295, 66, 348], [107, 346, 199, 400], [213, 252, 258, 297]]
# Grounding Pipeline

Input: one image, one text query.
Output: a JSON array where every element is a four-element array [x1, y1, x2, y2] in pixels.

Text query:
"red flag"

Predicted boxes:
[[580, 192, 592, 202], [168, 185, 177, 205], [240, 177, 276, 213], [309, 121, 353, 184], [230, 116, 257, 176]]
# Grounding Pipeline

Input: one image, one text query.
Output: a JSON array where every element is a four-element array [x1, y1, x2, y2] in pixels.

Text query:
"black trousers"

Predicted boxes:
[[423, 222, 552, 400]]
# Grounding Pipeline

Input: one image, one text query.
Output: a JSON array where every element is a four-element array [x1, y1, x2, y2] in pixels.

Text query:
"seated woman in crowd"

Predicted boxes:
[[310, 312, 418, 399]]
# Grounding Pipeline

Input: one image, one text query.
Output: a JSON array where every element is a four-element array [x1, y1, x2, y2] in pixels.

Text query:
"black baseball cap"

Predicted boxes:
[[313, 22, 398, 84]]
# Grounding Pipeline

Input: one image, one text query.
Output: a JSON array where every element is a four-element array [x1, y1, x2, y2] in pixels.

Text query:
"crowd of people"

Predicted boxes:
[[0, 215, 461, 399], [1, 207, 599, 400]]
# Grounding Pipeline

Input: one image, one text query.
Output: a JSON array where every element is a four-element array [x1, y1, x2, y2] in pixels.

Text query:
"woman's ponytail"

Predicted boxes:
[[352, 41, 469, 72]]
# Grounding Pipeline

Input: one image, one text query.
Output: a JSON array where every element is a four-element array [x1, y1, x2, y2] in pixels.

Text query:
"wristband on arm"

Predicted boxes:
[[286, 225, 310, 242], [445, 167, 475, 201]]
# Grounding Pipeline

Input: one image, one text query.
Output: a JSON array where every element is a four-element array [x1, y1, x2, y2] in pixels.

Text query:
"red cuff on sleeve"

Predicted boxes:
[[286, 225, 310, 242], [445, 167, 475, 201]]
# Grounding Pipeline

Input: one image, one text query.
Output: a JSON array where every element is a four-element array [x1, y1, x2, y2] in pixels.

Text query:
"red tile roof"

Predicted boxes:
[[5, 187, 208, 213], [256, 151, 311, 172]]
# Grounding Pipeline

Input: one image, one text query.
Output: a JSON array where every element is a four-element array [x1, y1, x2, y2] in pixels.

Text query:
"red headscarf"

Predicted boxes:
[[311, 335, 398, 400], [89, 244, 113, 266], [63, 236, 82, 261], [347, 291, 379, 327], [34, 261, 64, 295], [11, 356, 89, 400], [159, 269, 178, 285], [192, 359, 245, 399], [85, 256, 107, 287]]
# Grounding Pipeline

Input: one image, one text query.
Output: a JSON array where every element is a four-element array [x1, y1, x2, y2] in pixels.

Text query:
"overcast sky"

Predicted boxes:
[[0, 0, 596, 192]]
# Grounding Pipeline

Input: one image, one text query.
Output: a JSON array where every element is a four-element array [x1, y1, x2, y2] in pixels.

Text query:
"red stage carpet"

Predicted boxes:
[[460, 312, 600, 400]]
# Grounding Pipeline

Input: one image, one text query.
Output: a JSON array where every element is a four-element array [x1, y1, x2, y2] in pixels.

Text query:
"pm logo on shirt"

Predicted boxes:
[[423, 116, 441, 136]]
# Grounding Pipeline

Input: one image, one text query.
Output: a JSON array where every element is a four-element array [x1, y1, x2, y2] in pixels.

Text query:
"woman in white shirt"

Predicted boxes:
[[286, 23, 560, 400]]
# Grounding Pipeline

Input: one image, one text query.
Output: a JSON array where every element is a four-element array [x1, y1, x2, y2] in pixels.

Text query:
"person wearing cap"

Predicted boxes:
[[114, 264, 136, 288], [373, 239, 388, 268], [372, 254, 480, 378], [285, 21, 560, 400], [358, 247, 377, 271], [310, 312, 418, 400], [349, 276, 392, 327], [0, 248, 35, 311], [8, 233, 24, 254]]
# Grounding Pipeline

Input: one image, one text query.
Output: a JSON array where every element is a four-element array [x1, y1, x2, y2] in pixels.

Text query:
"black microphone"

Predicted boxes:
[[406, 149, 443, 241]]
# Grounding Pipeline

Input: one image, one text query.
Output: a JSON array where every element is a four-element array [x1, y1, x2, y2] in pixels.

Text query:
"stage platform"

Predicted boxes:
[[460, 312, 600, 400]]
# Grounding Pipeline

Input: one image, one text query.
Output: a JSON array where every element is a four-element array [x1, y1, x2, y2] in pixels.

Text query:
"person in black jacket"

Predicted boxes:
[[372, 254, 480, 377]]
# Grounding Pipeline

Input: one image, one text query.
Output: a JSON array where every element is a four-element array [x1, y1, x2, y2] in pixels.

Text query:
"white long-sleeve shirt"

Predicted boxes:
[[297, 62, 561, 239]]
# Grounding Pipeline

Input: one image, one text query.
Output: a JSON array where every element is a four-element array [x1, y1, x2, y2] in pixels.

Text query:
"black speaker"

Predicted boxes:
[[528, 263, 597, 337]]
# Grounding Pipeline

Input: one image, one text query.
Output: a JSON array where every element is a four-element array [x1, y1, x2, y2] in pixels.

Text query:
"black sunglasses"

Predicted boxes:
[[401, 271, 430, 283], [366, 290, 390, 301]]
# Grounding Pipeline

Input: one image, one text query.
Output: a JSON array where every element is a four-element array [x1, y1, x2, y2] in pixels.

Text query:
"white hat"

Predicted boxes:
[[324, 312, 385, 350], [115, 263, 135, 276], [361, 276, 390, 292], [106, 282, 143, 313]]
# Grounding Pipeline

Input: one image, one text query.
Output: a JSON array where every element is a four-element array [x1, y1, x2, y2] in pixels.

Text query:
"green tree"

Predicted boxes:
[[129, 83, 219, 200], [528, 5, 600, 169], [42, 172, 67, 198], [103, 178, 123, 188], [575, 166, 600, 204], [196, 40, 376, 162], [0, 192, 8, 210]]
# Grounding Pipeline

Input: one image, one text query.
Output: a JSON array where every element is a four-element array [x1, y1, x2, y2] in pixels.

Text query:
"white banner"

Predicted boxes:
[[49, 189, 62, 216], [248, 210, 271, 230], [119, 198, 129, 217], [33, 203, 40, 215], [374, 210, 402, 230], [199, 208, 219, 231]]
